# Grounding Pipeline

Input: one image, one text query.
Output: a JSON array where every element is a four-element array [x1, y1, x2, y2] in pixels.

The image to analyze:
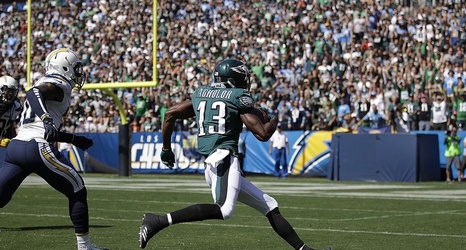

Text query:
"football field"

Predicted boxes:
[[1, 174, 465, 250]]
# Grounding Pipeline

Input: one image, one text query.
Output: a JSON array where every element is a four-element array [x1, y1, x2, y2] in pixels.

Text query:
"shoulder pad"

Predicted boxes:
[[238, 91, 254, 109]]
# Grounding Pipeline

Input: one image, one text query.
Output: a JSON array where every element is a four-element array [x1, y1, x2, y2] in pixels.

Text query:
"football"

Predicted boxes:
[[252, 107, 269, 123]]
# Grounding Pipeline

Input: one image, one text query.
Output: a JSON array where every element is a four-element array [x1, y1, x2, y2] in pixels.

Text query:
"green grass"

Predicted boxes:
[[1, 174, 466, 250]]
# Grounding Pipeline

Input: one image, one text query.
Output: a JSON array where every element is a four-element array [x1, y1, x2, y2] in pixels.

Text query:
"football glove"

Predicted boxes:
[[72, 135, 93, 151], [42, 114, 58, 142], [0, 138, 10, 147], [259, 107, 275, 121], [160, 149, 175, 169]]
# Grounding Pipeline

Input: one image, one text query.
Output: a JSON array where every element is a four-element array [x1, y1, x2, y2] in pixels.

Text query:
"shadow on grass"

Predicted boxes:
[[0, 225, 112, 231]]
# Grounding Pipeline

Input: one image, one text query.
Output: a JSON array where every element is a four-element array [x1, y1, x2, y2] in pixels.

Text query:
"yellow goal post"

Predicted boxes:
[[26, 0, 158, 125]]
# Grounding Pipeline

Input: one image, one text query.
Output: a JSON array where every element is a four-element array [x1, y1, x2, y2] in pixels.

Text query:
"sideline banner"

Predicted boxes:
[[0, 130, 457, 177], [81, 131, 334, 176], [243, 130, 332, 176]]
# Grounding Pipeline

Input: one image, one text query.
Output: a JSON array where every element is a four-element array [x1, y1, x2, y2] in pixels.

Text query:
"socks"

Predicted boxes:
[[299, 244, 314, 250], [169, 204, 223, 224], [266, 208, 305, 250], [76, 234, 90, 245]]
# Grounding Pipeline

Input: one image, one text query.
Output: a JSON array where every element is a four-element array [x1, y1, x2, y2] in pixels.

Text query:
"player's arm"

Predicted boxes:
[[160, 100, 195, 168], [162, 99, 195, 150], [25, 83, 65, 142], [240, 110, 278, 142], [26, 83, 64, 118]]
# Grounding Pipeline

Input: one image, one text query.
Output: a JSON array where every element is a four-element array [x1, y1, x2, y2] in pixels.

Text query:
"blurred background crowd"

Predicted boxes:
[[1, 0, 466, 134]]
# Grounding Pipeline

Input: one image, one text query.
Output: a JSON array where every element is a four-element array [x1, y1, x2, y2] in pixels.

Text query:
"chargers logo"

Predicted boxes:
[[288, 131, 333, 176], [131, 132, 204, 171]]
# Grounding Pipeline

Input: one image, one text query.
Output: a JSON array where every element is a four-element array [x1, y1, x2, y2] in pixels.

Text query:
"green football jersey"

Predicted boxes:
[[455, 99, 466, 121], [192, 86, 254, 157]]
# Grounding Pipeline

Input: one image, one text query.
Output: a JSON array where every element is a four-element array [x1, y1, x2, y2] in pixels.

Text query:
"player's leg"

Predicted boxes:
[[445, 156, 453, 182], [454, 156, 462, 182], [139, 155, 241, 248], [0, 141, 31, 208], [281, 149, 288, 178], [461, 156, 466, 180], [171, 154, 241, 221], [31, 142, 106, 250], [237, 177, 315, 250], [274, 147, 282, 178]]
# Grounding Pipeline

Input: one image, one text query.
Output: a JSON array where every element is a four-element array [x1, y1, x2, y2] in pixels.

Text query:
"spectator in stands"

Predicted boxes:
[[288, 100, 307, 130], [358, 104, 387, 129], [312, 101, 337, 131], [453, 92, 466, 130], [3, 0, 466, 135], [418, 95, 431, 131], [405, 94, 419, 131], [431, 92, 448, 131], [339, 114, 358, 133], [337, 98, 351, 127], [393, 106, 411, 134], [84, 116, 97, 133]]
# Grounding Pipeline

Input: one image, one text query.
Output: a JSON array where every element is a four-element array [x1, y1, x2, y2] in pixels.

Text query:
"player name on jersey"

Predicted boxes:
[[196, 89, 233, 99]]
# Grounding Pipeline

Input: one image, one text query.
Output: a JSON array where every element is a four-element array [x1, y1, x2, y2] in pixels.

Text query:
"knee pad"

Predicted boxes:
[[220, 202, 235, 220]]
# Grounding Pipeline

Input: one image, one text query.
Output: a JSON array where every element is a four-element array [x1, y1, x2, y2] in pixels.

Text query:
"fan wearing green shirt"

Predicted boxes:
[[444, 125, 463, 183]]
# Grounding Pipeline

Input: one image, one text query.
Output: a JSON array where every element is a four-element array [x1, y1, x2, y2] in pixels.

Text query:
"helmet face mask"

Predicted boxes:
[[45, 48, 86, 90], [213, 59, 251, 90], [0, 76, 19, 108]]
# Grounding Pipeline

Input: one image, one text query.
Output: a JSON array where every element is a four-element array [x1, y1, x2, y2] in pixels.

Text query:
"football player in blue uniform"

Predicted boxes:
[[0, 75, 22, 147], [0, 48, 108, 250], [139, 59, 331, 250]]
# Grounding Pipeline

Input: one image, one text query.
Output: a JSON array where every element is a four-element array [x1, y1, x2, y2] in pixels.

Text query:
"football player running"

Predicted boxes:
[[0, 75, 22, 147], [0, 48, 108, 250], [139, 59, 331, 250]]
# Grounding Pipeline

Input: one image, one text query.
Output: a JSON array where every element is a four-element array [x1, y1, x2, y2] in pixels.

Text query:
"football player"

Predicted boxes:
[[0, 75, 22, 147], [0, 48, 108, 250], [139, 59, 331, 250]]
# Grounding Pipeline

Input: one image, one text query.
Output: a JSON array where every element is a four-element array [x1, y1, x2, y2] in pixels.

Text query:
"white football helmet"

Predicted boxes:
[[0, 75, 19, 108], [44, 48, 86, 90]]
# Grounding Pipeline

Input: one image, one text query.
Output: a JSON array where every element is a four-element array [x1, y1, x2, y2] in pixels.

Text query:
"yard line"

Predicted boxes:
[[1, 211, 464, 239], [3, 197, 441, 215], [4, 203, 463, 224], [18, 175, 466, 201]]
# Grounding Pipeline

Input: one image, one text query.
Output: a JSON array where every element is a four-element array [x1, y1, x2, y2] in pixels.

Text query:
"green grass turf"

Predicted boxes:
[[1, 173, 465, 250]]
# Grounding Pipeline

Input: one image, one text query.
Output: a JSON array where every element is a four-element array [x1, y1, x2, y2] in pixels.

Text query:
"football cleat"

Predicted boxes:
[[300, 245, 332, 250], [77, 243, 109, 250], [139, 213, 166, 249]]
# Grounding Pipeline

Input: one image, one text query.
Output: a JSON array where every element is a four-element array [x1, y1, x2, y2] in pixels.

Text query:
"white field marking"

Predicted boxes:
[[0, 212, 135, 222], [22, 175, 430, 189], [19, 176, 466, 201], [10, 202, 464, 222], [22, 175, 430, 191], [10, 202, 463, 223], [1, 211, 465, 239], [301, 191, 466, 200], [315, 210, 464, 222], [9, 202, 417, 216]]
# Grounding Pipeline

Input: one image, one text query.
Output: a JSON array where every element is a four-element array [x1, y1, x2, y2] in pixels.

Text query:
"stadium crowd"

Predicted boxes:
[[1, 0, 466, 134]]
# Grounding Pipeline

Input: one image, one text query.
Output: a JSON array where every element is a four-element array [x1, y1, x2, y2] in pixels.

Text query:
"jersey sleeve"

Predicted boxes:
[[236, 90, 254, 110], [12, 100, 23, 121]]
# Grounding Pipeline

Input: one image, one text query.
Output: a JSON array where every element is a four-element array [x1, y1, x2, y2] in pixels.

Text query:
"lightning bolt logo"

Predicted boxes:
[[289, 131, 333, 176]]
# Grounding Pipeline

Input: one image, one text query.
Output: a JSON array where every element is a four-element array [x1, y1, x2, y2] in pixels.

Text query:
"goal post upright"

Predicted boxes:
[[25, 0, 159, 176]]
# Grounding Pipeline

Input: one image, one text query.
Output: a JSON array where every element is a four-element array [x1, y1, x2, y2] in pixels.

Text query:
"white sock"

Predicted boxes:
[[77, 234, 90, 245], [167, 213, 173, 225]]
